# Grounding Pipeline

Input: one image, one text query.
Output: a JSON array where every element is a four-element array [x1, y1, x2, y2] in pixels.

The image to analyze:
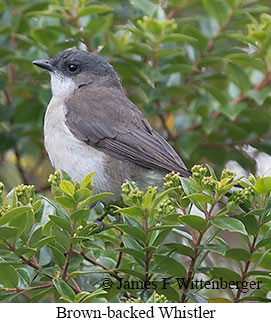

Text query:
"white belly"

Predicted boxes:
[[44, 97, 108, 192]]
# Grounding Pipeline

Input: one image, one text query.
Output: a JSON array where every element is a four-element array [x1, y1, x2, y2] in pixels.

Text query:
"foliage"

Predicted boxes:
[[1, 0, 271, 303], [0, 167, 271, 303], [1, 0, 271, 191]]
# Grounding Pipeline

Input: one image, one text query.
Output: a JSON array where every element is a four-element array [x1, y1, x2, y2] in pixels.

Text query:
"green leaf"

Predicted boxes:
[[235, 214, 259, 235], [179, 215, 206, 231], [180, 178, 203, 211], [185, 193, 213, 204], [79, 192, 113, 207], [198, 243, 229, 256], [252, 252, 271, 270], [225, 248, 251, 261], [254, 177, 271, 194], [17, 267, 32, 286], [74, 188, 92, 203], [164, 243, 194, 257], [115, 268, 145, 281], [203, 84, 228, 105], [118, 248, 145, 265], [0, 206, 31, 226], [226, 62, 250, 93], [151, 229, 172, 247], [52, 227, 70, 251], [77, 5, 113, 17], [49, 215, 72, 233], [29, 227, 43, 247], [26, 10, 63, 18], [33, 200, 42, 214], [151, 188, 176, 209], [226, 53, 265, 72], [30, 28, 59, 46], [211, 215, 247, 235], [49, 245, 65, 267], [209, 298, 232, 303], [81, 289, 107, 303], [256, 238, 271, 249], [129, 0, 155, 16], [161, 33, 197, 43], [161, 64, 195, 75], [80, 172, 95, 188], [142, 188, 155, 209], [154, 255, 186, 277], [117, 224, 146, 242], [0, 264, 18, 288], [33, 236, 55, 250], [203, 0, 231, 25], [227, 33, 257, 46], [54, 196, 76, 210], [0, 226, 18, 240], [16, 247, 37, 257], [59, 180, 75, 197], [218, 103, 247, 121], [116, 206, 145, 217], [53, 278, 76, 302], [70, 209, 91, 222], [210, 267, 241, 282]]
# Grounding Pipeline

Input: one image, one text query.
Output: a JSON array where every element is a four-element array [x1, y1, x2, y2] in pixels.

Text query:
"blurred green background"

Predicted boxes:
[[1, 0, 271, 193]]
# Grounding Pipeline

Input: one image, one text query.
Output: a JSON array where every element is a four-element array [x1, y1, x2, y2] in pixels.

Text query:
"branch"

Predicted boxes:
[[3, 282, 52, 293], [61, 247, 72, 281], [14, 148, 29, 185], [230, 74, 271, 106], [115, 239, 124, 269], [180, 228, 206, 303], [72, 249, 121, 281], [4, 240, 42, 270], [70, 277, 82, 294], [233, 226, 260, 302]]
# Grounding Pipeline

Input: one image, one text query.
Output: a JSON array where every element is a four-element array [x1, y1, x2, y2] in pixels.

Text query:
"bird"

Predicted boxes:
[[32, 49, 191, 206]]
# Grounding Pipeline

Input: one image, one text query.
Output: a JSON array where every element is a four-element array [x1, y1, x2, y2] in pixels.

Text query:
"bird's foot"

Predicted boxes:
[[92, 213, 108, 232]]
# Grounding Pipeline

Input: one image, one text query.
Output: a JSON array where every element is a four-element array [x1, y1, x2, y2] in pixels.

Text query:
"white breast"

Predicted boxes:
[[44, 97, 108, 192]]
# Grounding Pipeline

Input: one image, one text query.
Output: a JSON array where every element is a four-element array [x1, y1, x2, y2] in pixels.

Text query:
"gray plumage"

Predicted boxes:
[[33, 49, 191, 202]]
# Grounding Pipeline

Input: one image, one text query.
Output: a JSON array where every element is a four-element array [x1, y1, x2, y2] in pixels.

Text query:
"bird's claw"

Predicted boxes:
[[92, 213, 107, 232]]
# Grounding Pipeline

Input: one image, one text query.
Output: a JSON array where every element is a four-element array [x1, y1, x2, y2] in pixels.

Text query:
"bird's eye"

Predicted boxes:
[[67, 64, 79, 73]]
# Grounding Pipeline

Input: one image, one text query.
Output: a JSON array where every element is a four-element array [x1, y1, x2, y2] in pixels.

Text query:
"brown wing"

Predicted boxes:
[[65, 86, 191, 177]]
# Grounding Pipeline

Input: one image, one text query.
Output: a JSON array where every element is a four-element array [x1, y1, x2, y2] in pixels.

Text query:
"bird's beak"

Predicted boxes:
[[32, 59, 55, 72]]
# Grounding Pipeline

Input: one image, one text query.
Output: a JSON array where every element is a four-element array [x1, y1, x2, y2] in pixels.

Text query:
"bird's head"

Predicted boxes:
[[32, 49, 122, 98]]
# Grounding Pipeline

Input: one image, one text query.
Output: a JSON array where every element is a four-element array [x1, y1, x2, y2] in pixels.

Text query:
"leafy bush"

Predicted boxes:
[[1, 0, 271, 303], [1, 0, 271, 190], [0, 167, 271, 303]]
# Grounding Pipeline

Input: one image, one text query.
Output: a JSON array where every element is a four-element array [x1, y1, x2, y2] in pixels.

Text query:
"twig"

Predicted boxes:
[[3, 282, 52, 293], [115, 239, 124, 269], [72, 249, 121, 281], [230, 74, 271, 106], [14, 148, 29, 185], [233, 229, 259, 302], [4, 240, 42, 270], [61, 247, 72, 281], [180, 229, 205, 302], [70, 277, 82, 294]]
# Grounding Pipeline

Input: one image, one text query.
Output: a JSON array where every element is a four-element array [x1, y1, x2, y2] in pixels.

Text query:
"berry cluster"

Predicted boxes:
[[153, 293, 167, 303], [121, 181, 144, 205], [156, 199, 175, 220], [48, 170, 61, 186], [221, 169, 236, 181], [0, 204, 12, 217], [15, 184, 35, 205]]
